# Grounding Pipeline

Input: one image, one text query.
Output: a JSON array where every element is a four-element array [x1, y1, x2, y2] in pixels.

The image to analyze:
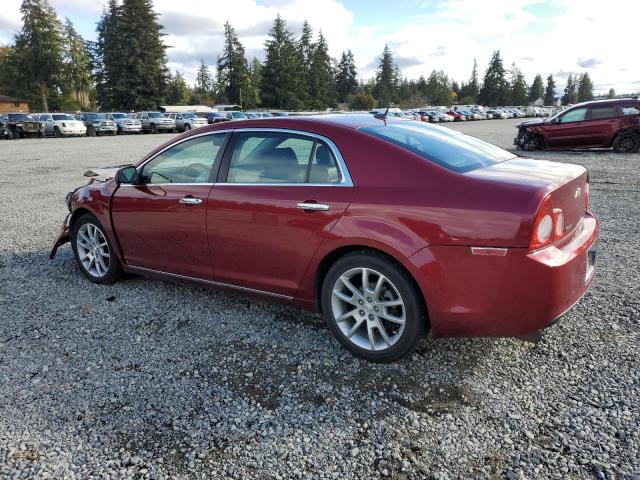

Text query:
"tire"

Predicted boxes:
[[12, 128, 21, 139], [71, 214, 122, 284], [117, 126, 122, 135], [321, 251, 426, 363], [150, 123, 158, 134], [54, 127, 62, 138], [184, 123, 191, 131], [612, 132, 640, 153], [87, 126, 96, 137]]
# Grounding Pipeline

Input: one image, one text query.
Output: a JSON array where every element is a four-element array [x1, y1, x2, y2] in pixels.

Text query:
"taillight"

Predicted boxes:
[[530, 195, 565, 249]]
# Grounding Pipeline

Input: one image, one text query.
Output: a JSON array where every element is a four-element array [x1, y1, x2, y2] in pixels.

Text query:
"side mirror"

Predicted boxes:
[[116, 166, 137, 185]]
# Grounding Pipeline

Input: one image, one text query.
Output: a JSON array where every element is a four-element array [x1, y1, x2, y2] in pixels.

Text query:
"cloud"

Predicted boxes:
[[577, 57, 603, 69], [429, 46, 446, 57]]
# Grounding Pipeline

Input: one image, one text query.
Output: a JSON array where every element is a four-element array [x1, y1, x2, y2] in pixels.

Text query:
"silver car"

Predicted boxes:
[[105, 113, 142, 134], [165, 112, 207, 132]]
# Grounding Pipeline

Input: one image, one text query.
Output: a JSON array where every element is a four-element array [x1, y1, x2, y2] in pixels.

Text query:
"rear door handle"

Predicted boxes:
[[179, 197, 203, 205], [297, 202, 330, 211]]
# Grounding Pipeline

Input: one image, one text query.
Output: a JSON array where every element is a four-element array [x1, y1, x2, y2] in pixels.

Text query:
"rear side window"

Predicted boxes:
[[360, 122, 515, 173], [589, 106, 618, 120], [621, 105, 640, 116], [227, 132, 341, 184]]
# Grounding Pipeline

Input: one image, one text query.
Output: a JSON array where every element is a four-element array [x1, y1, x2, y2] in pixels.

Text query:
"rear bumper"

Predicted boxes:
[[410, 212, 600, 337]]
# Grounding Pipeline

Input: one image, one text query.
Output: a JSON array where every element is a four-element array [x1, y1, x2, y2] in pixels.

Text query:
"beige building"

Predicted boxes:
[[0, 95, 29, 113]]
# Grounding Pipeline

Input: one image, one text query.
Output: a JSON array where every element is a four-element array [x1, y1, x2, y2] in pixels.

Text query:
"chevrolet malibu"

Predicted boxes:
[[50, 115, 599, 362]]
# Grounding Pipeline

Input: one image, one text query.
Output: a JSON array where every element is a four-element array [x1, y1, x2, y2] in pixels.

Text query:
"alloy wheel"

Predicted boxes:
[[331, 267, 406, 351], [76, 223, 110, 278]]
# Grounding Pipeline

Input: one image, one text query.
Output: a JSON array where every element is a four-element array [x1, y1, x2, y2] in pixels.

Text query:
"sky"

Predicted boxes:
[[1, 0, 639, 96]]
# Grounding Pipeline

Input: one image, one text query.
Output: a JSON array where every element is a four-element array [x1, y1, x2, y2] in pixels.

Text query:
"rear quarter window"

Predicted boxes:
[[360, 122, 515, 173]]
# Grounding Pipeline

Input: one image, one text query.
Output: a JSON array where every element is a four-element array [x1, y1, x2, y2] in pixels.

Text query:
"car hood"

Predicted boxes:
[[83, 166, 123, 182], [517, 119, 546, 128]]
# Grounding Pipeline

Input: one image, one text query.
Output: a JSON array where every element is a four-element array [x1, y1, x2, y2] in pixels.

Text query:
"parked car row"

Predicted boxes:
[[370, 105, 538, 123]]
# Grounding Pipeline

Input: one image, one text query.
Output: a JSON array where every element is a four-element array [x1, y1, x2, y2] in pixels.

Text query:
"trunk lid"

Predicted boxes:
[[466, 157, 588, 243]]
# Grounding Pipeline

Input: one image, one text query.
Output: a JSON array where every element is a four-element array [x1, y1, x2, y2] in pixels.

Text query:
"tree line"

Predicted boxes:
[[0, 0, 597, 112]]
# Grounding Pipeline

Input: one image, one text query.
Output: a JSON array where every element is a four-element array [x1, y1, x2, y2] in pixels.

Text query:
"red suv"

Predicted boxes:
[[515, 99, 640, 152]]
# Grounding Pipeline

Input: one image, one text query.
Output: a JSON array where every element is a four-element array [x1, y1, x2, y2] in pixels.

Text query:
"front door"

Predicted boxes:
[[207, 130, 354, 297], [111, 132, 229, 278], [544, 107, 588, 148]]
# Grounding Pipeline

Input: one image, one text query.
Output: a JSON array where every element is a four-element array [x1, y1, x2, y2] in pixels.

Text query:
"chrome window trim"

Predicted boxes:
[[134, 127, 353, 188]]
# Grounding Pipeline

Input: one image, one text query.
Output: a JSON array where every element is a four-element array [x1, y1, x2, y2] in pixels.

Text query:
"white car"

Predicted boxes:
[[105, 113, 142, 134], [165, 112, 208, 132], [35, 113, 86, 137]]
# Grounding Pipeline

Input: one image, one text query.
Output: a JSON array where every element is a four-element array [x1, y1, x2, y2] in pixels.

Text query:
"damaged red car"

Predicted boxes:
[[515, 98, 640, 152], [51, 115, 599, 362]]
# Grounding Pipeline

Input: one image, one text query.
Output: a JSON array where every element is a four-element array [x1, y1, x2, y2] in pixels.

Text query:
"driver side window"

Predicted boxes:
[[141, 133, 227, 184], [559, 107, 587, 123]]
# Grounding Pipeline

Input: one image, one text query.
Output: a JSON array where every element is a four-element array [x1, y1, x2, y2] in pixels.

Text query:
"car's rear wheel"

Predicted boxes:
[[71, 214, 122, 284], [613, 132, 640, 153], [184, 123, 191, 131], [150, 124, 158, 134], [321, 252, 426, 362], [87, 126, 96, 137], [54, 126, 62, 138]]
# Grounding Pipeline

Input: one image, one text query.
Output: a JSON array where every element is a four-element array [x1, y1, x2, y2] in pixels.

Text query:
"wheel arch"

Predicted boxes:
[[313, 244, 429, 327]]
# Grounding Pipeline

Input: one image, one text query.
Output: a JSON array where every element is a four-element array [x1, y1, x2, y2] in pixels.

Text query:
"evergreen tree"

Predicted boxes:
[[307, 32, 335, 109], [607, 87, 616, 99], [460, 59, 480, 102], [528, 74, 544, 103], [247, 57, 262, 108], [562, 74, 576, 105], [13, 0, 64, 111], [478, 50, 508, 106], [95, 0, 121, 109], [577, 73, 594, 102], [335, 50, 357, 103], [63, 18, 93, 109], [166, 71, 190, 104], [217, 22, 250, 107], [261, 15, 301, 109], [296, 20, 314, 108], [509, 63, 528, 106], [451, 81, 461, 99], [372, 44, 398, 106], [348, 93, 375, 111], [425, 70, 451, 106], [194, 59, 213, 95], [96, 0, 168, 110], [544, 74, 556, 105]]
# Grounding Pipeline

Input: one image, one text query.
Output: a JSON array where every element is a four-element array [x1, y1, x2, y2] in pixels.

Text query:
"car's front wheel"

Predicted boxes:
[[321, 252, 426, 362], [613, 132, 640, 153], [71, 214, 122, 284]]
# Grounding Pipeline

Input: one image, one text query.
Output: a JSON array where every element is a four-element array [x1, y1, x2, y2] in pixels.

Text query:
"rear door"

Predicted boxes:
[[207, 129, 354, 297], [111, 132, 229, 278], [544, 107, 589, 148], [585, 104, 621, 146]]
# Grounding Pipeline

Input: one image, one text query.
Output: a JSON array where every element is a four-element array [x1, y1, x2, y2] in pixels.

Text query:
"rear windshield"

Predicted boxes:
[[361, 121, 515, 173]]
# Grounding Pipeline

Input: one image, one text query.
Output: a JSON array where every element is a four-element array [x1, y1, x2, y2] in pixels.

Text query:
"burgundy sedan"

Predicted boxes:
[[51, 115, 599, 362]]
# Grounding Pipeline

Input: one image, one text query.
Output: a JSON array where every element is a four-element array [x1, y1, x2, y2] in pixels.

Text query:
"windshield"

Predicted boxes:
[[85, 114, 107, 120], [9, 114, 34, 121], [111, 113, 127, 119], [148, 112, 164, 118], [52, 114, 75, 120], [180, 113, 196, 118], [361, 121, 515, 173], [230, 111, 247, 118]]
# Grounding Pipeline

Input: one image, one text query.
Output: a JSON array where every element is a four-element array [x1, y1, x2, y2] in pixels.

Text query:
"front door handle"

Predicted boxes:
[[297, 202, 330, 211], [179, 197, 203, 205]]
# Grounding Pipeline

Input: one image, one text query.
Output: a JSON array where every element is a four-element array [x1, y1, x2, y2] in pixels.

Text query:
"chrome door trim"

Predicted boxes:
[[133, 127, 354, 187], [179, 197, 203, 205], [297, 202, 330, 211], [125, 265, 294, 300]]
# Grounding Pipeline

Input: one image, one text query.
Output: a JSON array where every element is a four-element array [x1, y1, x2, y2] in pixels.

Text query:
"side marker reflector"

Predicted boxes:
[[471, 247, 508, 256]]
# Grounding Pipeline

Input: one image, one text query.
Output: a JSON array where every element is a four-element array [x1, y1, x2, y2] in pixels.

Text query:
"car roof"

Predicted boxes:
[[570, 98, 640, 108]]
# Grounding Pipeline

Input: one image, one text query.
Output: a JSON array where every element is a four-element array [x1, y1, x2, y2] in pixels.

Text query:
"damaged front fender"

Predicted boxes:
[[49, 214, 71, 259], [514, 125, 543, 151]]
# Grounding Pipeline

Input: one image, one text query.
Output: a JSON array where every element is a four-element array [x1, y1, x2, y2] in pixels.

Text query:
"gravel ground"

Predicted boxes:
[[0, 120, 638, 479]]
